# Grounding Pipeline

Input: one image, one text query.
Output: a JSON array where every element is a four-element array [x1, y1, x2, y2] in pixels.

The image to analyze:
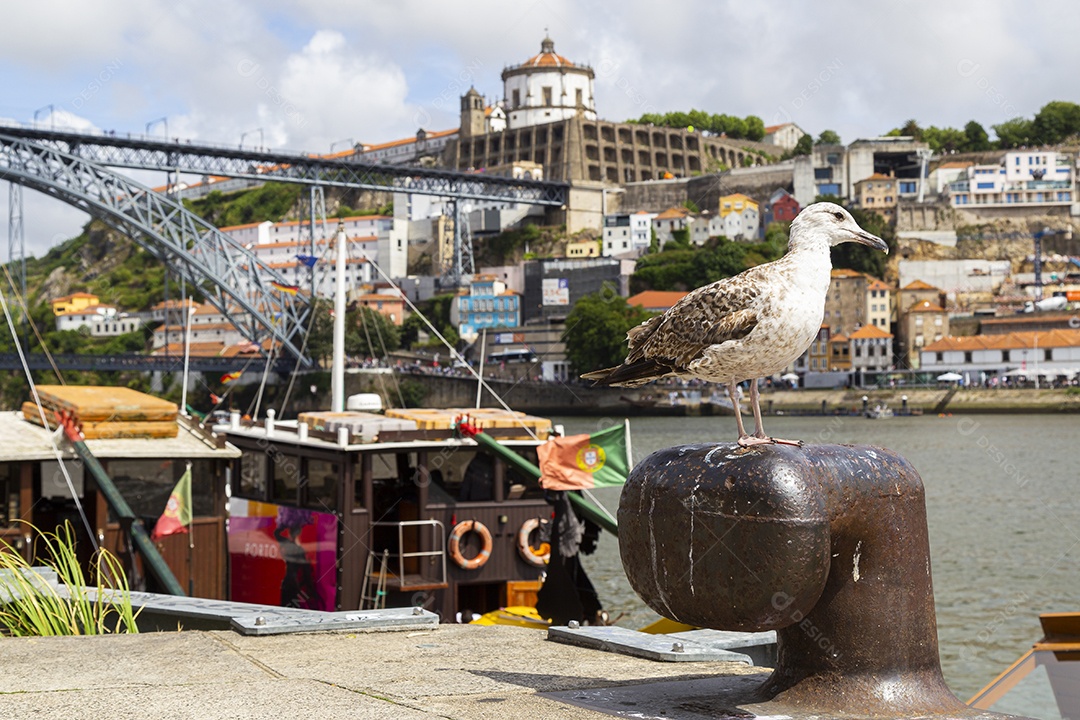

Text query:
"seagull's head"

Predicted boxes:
[[791, 202, 889, 253]]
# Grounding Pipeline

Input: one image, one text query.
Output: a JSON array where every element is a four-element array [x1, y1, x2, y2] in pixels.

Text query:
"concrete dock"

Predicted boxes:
[[0, 625, 764, 719]]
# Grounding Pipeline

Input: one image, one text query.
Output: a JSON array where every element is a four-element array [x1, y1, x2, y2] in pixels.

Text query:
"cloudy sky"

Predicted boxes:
[[1, 0, 1078, 255]]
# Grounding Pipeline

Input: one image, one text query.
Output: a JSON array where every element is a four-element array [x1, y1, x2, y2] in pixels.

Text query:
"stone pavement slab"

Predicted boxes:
[[0, 624, 766, 719]]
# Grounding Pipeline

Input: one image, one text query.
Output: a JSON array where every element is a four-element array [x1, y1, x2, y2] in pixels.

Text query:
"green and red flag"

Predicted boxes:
[[151, 466, 192, 540], [538, 422, 630, 491]]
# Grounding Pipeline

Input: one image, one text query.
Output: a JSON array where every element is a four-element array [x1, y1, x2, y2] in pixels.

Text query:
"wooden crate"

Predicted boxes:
[[33, 385, 178, 422]]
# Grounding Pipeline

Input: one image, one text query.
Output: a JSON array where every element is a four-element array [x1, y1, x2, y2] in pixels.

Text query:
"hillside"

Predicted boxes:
[[0, 182, 365, 409]]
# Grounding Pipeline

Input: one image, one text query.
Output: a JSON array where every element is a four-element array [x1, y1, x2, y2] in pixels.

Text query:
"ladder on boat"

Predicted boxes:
[[359, 549, 390, 610]]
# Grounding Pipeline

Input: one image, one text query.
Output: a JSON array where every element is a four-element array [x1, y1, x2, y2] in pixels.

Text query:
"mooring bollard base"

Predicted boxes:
[[545, 673, 1033, 719], [616, 442, 1031, 719]]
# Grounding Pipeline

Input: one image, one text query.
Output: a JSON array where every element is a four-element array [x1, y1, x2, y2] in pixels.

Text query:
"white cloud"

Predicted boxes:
[[5, 0, 1080, 256], [274, 30, 417, 150]]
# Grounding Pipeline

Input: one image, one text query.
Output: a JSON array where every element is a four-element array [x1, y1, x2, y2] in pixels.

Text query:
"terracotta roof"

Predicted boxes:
[[361, 128, 457, 154], [901, 280, 939, 291], [831, 269, 867, 279], [518, 36, 577, 68], [653, 206, 690, 220], [151, 342, 227, 357], [154, 322, 238, 334], [866, 280, 892, 291], [357, 294, 405, 303], [908, 300, 946, 313], [924, 329, 1080, 352], [860, 173, 893, 181], [763, 123, 794, 134], [627, 290, 689, 309], [849, 325, 894, 340], [217, 221, 267, 232], [830, 333, 848, 343]]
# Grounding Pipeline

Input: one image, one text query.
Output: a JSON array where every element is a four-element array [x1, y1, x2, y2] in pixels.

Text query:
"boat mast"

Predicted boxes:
[[332, 222, 346, 412]]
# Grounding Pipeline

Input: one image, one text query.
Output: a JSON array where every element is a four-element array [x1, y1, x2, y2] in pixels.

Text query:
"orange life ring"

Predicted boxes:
[[516, 517, 551, 568], [448, 520, 492, 570]]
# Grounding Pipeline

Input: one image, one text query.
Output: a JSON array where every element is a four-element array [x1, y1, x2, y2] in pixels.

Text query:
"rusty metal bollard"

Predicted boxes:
[[619, 443, 1030, 719]]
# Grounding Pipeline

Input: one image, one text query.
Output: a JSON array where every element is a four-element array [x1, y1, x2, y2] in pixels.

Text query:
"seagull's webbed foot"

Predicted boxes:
[[737, 435, 775, 448]]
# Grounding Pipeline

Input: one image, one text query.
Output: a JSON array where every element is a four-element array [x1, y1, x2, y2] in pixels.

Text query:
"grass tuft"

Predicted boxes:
[[0, 522, 141, 636]]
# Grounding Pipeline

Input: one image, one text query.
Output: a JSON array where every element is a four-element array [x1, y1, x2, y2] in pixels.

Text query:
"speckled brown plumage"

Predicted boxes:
[[582, 203, 888, 444]]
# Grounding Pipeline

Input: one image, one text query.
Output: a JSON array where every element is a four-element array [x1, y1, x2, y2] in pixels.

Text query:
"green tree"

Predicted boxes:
[[743, 115, 766, 141], [962, 120, 992, 151], [1032, 100, 1080, 145], [563, 289, 653, 373], [922, 126, 967, 154], [815, 129, 841, 145], [791, 134, 813, 156], [897, 119, 923, 140], [992, 117, 1036, 149], [348, 306, 401, 357]]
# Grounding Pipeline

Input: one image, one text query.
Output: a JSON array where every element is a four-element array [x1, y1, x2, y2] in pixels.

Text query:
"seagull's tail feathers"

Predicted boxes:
[[581, 358, 675, 387]]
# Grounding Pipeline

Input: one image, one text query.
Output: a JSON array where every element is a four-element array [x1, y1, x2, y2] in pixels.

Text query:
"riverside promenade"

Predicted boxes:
[[0, 625, 763, 719]]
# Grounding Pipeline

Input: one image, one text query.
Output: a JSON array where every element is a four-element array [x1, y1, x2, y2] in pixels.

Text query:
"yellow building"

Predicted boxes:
[[852, 173, 898, 224], [51, 293, 100, 316], [718, 193, 760, 240], [566, 240, 600, 258]]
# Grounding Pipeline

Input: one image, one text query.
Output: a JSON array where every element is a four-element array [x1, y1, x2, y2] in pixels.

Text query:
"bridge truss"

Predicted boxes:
[[0, 124, 569, 206], [0, 135, 311, 363]]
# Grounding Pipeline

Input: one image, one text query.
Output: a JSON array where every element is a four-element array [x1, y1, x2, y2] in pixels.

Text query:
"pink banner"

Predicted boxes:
[[229, 499, 337, 611]]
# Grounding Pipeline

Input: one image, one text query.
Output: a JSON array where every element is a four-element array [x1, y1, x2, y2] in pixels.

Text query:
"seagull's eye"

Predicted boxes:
[[832, 211, 844, 221]]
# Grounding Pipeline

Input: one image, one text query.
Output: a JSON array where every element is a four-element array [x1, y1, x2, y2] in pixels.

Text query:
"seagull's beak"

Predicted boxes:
[[852, 230, 888, 254]]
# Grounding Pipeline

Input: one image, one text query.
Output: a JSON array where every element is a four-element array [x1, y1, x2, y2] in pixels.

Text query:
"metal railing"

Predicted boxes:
[[370, 519, 447, 590]]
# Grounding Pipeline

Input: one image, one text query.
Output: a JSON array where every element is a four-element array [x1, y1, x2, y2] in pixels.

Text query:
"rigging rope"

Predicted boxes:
[[0, 262, 65, 385], [357, 252, 541, 442], [0, 283, 98, 550]]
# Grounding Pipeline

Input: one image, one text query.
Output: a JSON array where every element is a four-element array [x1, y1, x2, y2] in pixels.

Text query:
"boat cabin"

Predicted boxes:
[[0, 410, 238, 596], [218, 409, 556, 620]]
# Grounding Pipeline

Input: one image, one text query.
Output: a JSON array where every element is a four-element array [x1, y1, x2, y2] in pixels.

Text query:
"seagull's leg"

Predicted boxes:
[[749, 380, 767, 438], [732, 380, 771, 447], [753, 380, 805, 447]]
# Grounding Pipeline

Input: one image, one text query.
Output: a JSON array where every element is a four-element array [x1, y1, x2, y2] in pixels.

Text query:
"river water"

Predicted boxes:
[[556, 413, 1077, 718]]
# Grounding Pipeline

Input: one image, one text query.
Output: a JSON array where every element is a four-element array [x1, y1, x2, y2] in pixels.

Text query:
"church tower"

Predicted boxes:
[[460, 86, 485, 138]]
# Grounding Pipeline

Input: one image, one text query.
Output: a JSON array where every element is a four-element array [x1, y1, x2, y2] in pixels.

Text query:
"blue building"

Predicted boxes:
[[452, 276, 521, 342]]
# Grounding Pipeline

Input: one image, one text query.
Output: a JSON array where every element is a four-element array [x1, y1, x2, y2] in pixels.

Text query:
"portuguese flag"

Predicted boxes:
[[538, 422, 630, 491], [151, 467, 192, 540]]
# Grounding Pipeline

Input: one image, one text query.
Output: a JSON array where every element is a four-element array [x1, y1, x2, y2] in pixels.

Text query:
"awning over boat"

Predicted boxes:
[[0, 411, 240, 461]]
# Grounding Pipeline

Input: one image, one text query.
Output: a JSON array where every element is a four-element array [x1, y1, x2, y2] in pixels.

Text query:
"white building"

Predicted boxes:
[[219, 215, 408, 290], [719, 194, 760, 241], [690, 212, 724, 245], [153, 322, 245, 350], [501, 36, 596, 130], [356, 128, 459, 166], [762, 123, 807, 152], [920, 329, 1080, 376], [602, 211, 656, 256], [946, 150, 1075, 208], [651, 207, 692, 245], [55, 306, 143, 337]]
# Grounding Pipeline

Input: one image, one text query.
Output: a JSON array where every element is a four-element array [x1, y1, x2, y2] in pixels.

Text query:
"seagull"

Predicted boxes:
[[582, 202, 888, 447]]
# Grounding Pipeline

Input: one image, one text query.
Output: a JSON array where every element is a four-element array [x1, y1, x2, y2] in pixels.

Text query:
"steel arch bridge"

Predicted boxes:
[[0, 134, 311, 364], [0, 124, 570, 205]]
